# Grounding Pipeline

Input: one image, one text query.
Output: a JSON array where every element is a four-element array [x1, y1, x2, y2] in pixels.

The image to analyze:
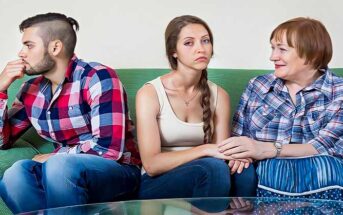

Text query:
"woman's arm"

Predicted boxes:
[[218, 136, 319, 160], [211, 86, 231, 144], [214, 87, 252, 173], [219, 101, 343, 160], [136, 84, 234, 177]]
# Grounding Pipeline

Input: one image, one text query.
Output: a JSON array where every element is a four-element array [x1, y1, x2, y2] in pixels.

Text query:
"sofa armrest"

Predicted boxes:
[[0, 128, 55, 178], [0, 140, 39, 178]]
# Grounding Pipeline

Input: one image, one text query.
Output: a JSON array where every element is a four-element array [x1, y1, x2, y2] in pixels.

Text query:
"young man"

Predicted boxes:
[[0, 13, 141, 213]]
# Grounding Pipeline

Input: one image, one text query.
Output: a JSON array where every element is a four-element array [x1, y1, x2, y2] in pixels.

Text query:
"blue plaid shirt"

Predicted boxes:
[[232, 69, 343, 158]]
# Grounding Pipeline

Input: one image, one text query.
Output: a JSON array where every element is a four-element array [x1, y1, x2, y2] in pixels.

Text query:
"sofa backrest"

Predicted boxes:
[[6, 68, 343, 153], [8, 68, 343, 123], [116, 68, 343, 122]]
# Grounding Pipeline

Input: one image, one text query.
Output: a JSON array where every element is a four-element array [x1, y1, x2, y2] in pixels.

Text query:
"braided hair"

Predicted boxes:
[[165, 15, 213, 143]]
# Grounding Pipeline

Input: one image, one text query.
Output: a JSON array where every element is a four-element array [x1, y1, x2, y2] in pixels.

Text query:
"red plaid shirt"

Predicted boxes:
[[0, 56, 141, 165]]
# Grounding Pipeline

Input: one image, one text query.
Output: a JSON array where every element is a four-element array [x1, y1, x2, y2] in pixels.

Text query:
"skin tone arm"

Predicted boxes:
[[218, 136, 319, 160], [213, 87, 251, 174], [136, 84, 244, 177]]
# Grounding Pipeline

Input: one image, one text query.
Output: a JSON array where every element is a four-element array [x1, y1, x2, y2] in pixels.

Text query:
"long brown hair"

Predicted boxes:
[[165, 15, 213, 143]]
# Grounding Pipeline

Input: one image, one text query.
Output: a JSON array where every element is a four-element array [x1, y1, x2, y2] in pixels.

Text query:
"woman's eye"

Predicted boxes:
[[202, 38, 211, 44], [184, 41, 193, 46]]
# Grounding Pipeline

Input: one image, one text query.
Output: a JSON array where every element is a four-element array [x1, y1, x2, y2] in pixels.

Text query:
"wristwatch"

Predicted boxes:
[[273, 142, 282, 157]]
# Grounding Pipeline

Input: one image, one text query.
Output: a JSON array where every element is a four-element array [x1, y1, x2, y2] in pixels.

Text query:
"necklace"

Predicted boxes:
[[183, 89, 199, 106], [163, 85, 200, 107]]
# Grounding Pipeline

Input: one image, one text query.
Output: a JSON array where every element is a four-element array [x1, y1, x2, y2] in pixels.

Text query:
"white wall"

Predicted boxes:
[[1, 0, 342, 69]]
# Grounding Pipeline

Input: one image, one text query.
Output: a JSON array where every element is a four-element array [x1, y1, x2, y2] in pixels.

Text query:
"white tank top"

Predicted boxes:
[[146, 77, 218, 152]]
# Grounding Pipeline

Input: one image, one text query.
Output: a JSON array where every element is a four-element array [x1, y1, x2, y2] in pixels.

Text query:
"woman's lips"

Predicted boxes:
[[275, 64, 285, 69], [195, 56, 208, 62]]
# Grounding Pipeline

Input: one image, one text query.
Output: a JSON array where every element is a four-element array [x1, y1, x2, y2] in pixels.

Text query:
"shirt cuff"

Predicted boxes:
[[0, 92, 8, 99]]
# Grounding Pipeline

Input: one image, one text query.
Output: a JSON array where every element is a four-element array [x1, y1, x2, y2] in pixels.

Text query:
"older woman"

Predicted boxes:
[[219, 17, 343, 199]]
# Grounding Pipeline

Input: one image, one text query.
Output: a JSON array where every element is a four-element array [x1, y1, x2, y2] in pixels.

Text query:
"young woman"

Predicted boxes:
[[136, 15, 256, 199]]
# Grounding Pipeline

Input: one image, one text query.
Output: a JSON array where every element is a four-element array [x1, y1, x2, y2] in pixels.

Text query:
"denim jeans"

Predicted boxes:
[[230, 162, 257, 197], [138, 157, 257, 199], [0, 153, 140, 214]]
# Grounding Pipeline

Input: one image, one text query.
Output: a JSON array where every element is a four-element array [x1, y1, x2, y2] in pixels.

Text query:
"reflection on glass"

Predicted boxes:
[[20, 197, 343, 215]]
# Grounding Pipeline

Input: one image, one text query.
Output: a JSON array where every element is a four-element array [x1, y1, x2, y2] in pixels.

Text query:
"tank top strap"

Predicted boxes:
[[208, 80, 218, 114], [146, 77, 176, 114]]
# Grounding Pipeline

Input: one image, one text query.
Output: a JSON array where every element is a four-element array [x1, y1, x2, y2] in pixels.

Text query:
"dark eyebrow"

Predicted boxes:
[[182, 37, 194, 41], [23, 41, 35, 45], [182, 34, 210, 41]]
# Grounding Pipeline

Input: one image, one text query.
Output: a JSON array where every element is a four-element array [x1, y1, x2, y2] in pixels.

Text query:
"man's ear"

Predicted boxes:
[[48, 40, 63, 56]]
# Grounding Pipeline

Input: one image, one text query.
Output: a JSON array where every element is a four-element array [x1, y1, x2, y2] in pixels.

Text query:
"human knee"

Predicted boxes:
[[198, 157, 230, 175], [193, 158, 230, 196], [44, 154, 83, 180], [239, 164, 257, 181], [193, 158, 230, 184], [3, 159, 35, 179]]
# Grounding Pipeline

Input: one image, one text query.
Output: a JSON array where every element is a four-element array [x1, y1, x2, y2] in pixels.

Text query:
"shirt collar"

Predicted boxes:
[[64, 54, 78, 82], [264, 69, 334, 99], [260, 74, 284, 95], [302, 69, 333, 99]]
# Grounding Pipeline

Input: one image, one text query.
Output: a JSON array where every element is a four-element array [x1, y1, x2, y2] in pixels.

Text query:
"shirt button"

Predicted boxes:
[[47, 111, 51, 115], [69, 106, 73, 110], [99, 151, 103, 155]]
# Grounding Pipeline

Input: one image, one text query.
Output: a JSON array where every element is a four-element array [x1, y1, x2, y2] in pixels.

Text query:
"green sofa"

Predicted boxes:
[[1, 68, 342, 214]]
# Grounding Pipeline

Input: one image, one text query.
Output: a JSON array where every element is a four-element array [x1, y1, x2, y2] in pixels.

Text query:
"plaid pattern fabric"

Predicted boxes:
[[232, 69, 343, 158], [0, 56, 140, 165]]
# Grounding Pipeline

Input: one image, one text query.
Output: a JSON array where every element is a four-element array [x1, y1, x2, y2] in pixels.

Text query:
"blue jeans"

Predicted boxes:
[[231, 162, 257, 197], [138, 157, 257, 199], [0, 154, 140, 214]]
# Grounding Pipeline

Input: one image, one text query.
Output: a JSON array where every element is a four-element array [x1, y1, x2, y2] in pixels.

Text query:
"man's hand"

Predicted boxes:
[[32, 153, 53, 163], [0, 59, 26, 92]]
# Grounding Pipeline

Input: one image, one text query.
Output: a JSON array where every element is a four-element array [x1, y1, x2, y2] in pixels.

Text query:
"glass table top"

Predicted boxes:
[[21, 197, 343, 215]]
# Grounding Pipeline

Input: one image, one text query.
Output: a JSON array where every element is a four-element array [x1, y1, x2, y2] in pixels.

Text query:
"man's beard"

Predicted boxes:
[[24, 52, 55, 76]]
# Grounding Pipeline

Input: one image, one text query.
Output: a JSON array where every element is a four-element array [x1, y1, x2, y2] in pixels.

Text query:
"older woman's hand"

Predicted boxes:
[[218, 136, 272, 160], [202, 143, 254, 164]]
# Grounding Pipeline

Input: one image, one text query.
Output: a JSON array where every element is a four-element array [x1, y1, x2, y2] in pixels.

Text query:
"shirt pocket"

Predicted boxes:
[[303, 105, 326, 136], [250, 105, 276, 131], [307, 105, 326, 123], [61, 106, 90, 132]]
